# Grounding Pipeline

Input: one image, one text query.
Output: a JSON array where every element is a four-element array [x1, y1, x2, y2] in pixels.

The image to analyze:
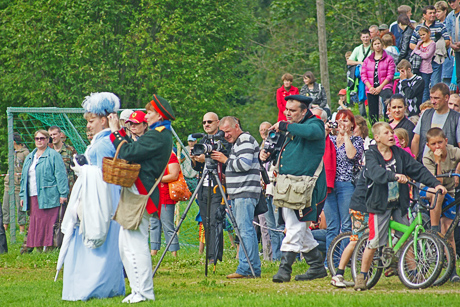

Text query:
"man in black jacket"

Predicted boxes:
[[191, 112, 230, 263]]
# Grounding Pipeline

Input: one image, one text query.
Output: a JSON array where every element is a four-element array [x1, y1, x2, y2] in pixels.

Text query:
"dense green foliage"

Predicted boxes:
[[0, 0, 435, 171]]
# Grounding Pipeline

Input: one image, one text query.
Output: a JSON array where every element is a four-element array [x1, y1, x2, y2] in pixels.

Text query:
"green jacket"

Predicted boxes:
[[19, 146, 69, 211], [278, 111, 327, 222], [110, 124, 172, 215]]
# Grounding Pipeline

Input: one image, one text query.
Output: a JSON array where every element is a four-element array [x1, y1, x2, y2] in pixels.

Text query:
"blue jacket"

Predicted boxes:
[[19, 146, 69, 210]]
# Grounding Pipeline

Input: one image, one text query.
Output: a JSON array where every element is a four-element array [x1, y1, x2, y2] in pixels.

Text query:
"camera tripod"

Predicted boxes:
[[152, 165, 256, 278]]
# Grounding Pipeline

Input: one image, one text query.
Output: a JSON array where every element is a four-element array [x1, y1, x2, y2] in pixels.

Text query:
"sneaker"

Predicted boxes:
[[331, 275, 346, 288], [354, 274, 367, 291]]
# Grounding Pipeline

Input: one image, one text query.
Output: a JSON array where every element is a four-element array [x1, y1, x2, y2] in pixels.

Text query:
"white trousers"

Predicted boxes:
[[280, 208, 318, 254], [119, 211, 155, 302]]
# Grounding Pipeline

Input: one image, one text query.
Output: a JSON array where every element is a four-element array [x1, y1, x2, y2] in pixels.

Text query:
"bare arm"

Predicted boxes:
[[411, 133, 420, 159], [161, 163, 180, 183]]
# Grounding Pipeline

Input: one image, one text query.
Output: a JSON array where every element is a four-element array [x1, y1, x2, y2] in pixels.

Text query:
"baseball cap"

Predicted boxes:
[[126, 111, 147, 124], [120, 109, 134, 120], [187, 134, 197, 141], [338, 89, 347, 95]]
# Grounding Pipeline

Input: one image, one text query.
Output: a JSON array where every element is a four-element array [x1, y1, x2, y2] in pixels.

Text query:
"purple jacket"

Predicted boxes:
[[361, 50, 395, 94]]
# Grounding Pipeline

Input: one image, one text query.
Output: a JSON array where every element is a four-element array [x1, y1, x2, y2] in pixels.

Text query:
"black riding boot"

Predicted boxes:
[[295, 247, 327, 281], [272, 251, 297, 283]]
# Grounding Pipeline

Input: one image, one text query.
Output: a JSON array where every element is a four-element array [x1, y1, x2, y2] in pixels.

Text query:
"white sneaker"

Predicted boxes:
[[331, 274, 347, 288]]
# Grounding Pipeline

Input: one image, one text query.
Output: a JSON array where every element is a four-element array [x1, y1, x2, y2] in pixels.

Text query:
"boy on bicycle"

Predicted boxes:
[[355, 122, 446, 291], [422, 127, 460, 281]]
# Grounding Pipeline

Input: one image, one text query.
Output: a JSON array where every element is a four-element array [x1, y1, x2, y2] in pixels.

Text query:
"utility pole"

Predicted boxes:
[[316, 0, 331, 107]]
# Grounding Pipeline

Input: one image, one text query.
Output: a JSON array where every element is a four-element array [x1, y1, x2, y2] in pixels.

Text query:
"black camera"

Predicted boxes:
[[328, 121, 339, 129], [191, 131, 226, 169], [70, 154, 88, 167], [263, 130, 286, 156]]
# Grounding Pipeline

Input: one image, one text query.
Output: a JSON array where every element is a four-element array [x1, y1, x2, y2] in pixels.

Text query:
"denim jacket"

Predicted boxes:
[[19, 146, 69, 211]]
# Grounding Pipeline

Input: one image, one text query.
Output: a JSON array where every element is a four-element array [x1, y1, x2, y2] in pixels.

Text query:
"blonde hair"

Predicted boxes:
[[394, 128, 409, 148], [372, 122, 393, 138], [420, 101, 434, 112], [34, 130, 50, 138]]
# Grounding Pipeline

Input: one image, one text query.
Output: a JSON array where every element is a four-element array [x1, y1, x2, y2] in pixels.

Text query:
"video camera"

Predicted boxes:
[[263, 130, 286, 162], [191, 130, 226, 169]]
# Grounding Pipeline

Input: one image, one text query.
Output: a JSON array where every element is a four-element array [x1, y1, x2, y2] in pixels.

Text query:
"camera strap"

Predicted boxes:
[[273, 133, 292, 176]]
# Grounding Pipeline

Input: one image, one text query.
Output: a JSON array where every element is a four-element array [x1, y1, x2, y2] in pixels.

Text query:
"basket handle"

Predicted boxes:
[[113, 139, 128, 163]]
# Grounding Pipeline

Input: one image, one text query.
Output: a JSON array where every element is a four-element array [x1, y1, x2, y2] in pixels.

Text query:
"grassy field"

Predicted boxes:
[[1, 231, 460, 307]]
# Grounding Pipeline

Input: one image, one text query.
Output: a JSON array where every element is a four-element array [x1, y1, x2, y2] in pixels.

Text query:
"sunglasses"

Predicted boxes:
[[35, 137, 47, 141], [202, 120, 216, 125]]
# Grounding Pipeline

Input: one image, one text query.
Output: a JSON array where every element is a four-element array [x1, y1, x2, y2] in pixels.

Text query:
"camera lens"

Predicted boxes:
[[268, 131, 277, 138]]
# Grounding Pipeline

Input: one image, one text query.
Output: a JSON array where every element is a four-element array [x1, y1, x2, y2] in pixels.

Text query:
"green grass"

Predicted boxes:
[[1, 231, 460, 307]]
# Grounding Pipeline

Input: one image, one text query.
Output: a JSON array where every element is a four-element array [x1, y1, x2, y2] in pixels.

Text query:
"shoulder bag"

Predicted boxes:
[[169, 168, 192, 202], [272, 138, 324, 210], [113, 166, 167, 230]]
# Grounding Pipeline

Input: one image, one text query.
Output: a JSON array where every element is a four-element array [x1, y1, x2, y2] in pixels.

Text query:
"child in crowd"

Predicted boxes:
[[394, 128, 414, 158], [419, 101, 433, 114], [422, 127, 460, 281], [354, 122, 445, 291]]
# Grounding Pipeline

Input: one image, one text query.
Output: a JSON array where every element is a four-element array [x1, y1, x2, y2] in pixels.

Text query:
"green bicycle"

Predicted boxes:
[[351, 182, 444, 289]]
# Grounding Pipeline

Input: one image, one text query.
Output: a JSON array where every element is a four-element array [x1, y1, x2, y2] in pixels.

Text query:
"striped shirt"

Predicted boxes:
[[410, 21, 450, 45], [225, 132, 261, 200]]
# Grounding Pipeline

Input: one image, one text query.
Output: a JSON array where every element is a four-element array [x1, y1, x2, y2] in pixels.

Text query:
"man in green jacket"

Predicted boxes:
[[260, 95, 327, 283]]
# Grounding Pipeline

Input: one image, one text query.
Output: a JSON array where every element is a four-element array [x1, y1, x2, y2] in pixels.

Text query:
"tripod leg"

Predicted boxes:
[[212, 172, 257, 278], [152, 173, 207, 278], [205, 178, 212, 276]]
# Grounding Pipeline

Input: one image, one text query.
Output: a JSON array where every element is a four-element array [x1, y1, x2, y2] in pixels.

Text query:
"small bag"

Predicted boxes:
[[113, 167, 166, 230], [273, 161, 323, 210], [254, 191, 268, 217], [53, 204, 65, 247], [168, 169, 192, 202]]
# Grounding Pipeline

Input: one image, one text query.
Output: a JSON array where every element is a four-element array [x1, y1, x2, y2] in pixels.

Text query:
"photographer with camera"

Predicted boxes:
[[191, 112, 230, 264], [210, 116, 262, 278], [260, 95, 327, 283]]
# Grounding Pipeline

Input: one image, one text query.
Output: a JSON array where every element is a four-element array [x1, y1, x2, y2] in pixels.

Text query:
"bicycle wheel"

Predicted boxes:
[[397, 233, 444, 289], [351, 233, 383, 290], [427, 231, 455, 287], [327, 231, 352, 280]]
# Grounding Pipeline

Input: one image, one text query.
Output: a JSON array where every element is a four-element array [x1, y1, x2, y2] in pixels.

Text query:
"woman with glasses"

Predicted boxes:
[[19, 130, 68, 252]]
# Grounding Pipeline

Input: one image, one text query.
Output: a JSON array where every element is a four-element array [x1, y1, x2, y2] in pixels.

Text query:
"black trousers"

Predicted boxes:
[[367, 88, 392, 126], [197, 185, 224, 261], [0, 200, 8, 254]]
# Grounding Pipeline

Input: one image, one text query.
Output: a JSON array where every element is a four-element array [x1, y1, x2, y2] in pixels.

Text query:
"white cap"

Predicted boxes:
[[120, 109, 134, 120]]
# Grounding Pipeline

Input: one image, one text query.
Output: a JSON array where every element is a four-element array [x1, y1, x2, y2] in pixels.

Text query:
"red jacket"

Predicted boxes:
[[276, 85, 299, 121], [323, 135, 336, 192]]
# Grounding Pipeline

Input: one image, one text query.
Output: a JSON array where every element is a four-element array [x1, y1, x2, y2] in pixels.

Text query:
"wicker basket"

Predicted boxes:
[[102, 140, 141, 187]]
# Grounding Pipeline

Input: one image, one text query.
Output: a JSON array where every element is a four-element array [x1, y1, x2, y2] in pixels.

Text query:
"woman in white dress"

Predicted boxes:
[[60, 92, 125, 301]]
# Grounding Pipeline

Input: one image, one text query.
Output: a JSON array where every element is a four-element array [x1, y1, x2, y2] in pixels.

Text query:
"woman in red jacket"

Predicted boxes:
[[361, 37, 396, 125], [276, 73, 299, 121]]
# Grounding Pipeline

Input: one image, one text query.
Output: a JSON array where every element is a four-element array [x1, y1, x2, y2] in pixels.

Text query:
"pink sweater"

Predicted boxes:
[[412, 41, 436, 74]]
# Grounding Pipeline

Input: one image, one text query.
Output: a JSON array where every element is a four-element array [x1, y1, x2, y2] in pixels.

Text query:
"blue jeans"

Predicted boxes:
[[149, 204, 179, 252], [323, 181, 354, 266], [263, 195, 284, 261], [231, 198, 261, 276], [420, 72, 433, 103], [431, 60, 442, 87], [312, 229, 327, 255]]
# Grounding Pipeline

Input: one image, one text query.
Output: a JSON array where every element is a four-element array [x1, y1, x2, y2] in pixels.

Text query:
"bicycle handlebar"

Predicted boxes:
[[436, 170, 460, 178], [391, 175, 441, 210]]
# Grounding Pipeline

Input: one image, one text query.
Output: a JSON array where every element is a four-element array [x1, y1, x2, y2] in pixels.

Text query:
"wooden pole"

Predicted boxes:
[[316, 0, 331, 109]]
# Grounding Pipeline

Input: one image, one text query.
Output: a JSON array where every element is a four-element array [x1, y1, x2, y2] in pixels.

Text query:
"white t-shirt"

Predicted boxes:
[[28, 153, 40, 196]]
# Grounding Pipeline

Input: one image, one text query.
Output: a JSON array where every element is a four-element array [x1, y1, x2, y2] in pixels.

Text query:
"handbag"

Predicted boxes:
[[273, 160, 324, 210], [168, 169, 192, 202], [53, 204, 65, 247], [113, 167, 166, 230], [254, 191, 268, 217]]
